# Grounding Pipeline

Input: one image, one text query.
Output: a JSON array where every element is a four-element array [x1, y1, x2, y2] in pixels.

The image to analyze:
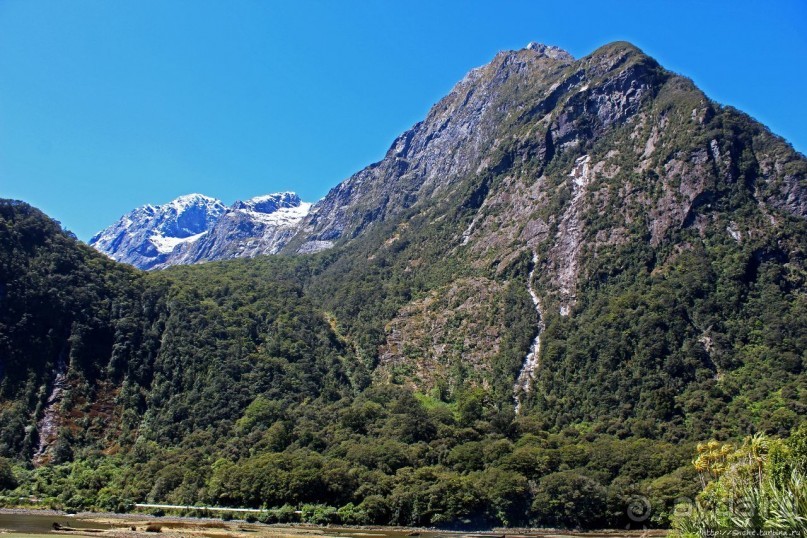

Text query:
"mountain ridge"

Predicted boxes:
[[1, 39, 804, 528], [91, 41, 805, 271], [90, 191, 312, 269], [287, 39, 804, 255]]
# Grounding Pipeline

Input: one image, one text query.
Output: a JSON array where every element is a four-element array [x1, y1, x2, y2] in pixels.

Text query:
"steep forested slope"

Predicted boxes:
[[0, 200, 353, 463], [0, 40, 804, 529], [0, 201, 151, 459], [302, 42, 806, 440]]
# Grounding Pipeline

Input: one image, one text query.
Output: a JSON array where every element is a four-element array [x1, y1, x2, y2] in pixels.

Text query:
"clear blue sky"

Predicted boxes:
[[1, 0, 805, 240]]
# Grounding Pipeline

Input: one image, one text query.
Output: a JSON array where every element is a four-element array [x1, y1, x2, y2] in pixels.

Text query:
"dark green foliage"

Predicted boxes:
[[0, 201, 152, 457], [530, 471, 608, 528], [1, 166, 804, 528], [527, 221, 806, 441], [0, 41, 805, 531], [0, 457, 15, 490]]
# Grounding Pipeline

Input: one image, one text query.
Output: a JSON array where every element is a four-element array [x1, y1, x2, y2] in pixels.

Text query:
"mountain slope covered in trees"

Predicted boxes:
[[0, 41, 805, 529]]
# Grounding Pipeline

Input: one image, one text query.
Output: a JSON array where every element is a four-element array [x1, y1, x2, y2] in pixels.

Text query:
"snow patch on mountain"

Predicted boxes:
[[150, 231, 208, 254], [90, 191, 312, 270], [237, 202, 312, 227]]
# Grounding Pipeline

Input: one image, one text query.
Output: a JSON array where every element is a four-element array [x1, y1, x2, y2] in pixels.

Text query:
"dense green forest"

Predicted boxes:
[[0, 197, 804, 529], [0, 43, 805, 531]]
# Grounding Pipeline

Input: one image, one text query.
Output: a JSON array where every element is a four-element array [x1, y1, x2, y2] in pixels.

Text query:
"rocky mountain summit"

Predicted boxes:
[[1, 40, 805, 527], [289, 40, 804, 262], [87, 39, 806, 410], [89, 193, 227, 269], [95, 41, 805, 281], [164, 193, 312, 267], [90, 191, 310, 269], [287, 42, 582, 253], [291, 40, 806, 405]]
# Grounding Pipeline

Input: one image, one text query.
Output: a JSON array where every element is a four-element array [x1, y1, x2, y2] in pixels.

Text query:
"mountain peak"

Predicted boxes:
[[174, 192, 216, 202], [246, 191, 300, 205], [166, 193, 224, 212], [586, 40, 649, 63], [90, 190, 312, 269], [169, 192, 221, 203], [524, 41, 574, 61], [89, 193, 228, 267], [234, 191, 303, 213]]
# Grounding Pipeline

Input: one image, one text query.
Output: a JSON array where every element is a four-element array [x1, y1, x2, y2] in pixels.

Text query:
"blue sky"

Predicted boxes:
[[1, 0, 805, 240]]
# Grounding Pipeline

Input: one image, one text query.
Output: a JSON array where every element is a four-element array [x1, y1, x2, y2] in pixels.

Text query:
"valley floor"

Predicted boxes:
[[0, 510, 666, 538]]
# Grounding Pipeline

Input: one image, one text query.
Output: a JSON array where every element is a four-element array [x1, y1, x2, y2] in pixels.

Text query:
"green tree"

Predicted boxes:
[[0, 457, 16, 490], [530, 471, 608, 529]]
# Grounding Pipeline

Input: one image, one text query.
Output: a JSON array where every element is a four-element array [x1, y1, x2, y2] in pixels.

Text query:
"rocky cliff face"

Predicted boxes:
[[90, 192, 310, 269], [87, 40, 806, 413], [300, 41, 806, 408], [289, 42, 578, 253], [291, 41, 804, 260]]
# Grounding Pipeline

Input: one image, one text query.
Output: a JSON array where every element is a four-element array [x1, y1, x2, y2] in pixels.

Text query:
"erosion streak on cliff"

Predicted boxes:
[[514, 253, 544, 413], [33, 352, 67, 466]]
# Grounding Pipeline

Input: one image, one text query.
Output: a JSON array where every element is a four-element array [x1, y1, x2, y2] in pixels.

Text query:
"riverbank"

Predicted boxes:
[[0, 509, 668, 538]]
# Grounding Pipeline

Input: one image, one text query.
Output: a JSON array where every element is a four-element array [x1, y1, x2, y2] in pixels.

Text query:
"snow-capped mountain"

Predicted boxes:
[[90, 192, 311, 270], [161, 193, 312, 268], [89, 193, 227, 270]]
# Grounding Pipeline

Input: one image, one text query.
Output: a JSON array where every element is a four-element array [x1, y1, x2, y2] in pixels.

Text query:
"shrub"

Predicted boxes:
[[673, 430, 807, 536], [530, 471, 608, 529], [0, 458, 16, 490], [274, 504, 299, 523], [301, 504, 338, 525], [337, 502, 369, 525], [357, 495, 390, 524]]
